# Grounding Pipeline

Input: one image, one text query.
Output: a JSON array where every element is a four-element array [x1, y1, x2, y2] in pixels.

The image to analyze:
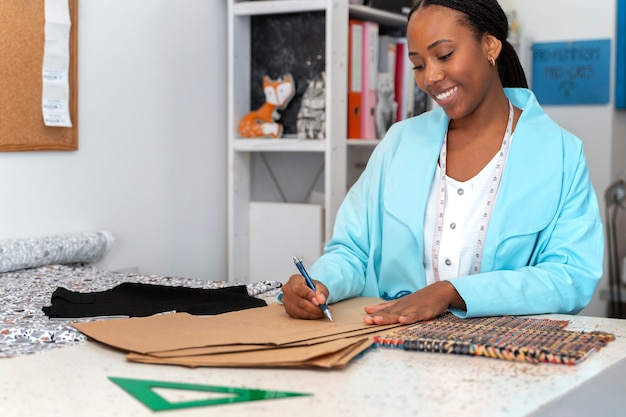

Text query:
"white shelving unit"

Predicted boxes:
[[227, 0, 407, 283]]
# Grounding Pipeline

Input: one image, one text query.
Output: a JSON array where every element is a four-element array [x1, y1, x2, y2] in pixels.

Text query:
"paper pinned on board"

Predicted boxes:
[[42, 0, 72, 127]]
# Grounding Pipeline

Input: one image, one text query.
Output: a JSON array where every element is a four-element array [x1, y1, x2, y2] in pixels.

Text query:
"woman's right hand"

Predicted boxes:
[[281, 274, 331, 320]]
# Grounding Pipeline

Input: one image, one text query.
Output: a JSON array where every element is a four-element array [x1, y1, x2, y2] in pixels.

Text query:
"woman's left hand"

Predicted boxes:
[[363, 281, 466, 325]]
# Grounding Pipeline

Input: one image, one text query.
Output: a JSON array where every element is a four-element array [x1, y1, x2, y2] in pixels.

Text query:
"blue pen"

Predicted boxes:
[[293, 256, 333, 321]]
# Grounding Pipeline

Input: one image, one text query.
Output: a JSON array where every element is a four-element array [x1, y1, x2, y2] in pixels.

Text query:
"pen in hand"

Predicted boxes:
[[293, 257, 333, 321]]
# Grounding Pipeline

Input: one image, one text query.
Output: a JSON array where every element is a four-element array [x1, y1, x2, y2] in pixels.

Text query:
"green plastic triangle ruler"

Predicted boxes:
[[109, 377, 311, 411]]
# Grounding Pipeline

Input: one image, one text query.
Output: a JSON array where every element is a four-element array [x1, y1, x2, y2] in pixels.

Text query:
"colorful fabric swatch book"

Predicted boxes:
[[374, 313, 615, 365]]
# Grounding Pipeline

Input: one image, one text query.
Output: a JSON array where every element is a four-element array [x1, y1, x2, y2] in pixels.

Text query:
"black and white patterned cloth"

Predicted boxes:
[[0, 264, 282, 358], [0, 232, 282, 358], [0, 231, 114, 273]]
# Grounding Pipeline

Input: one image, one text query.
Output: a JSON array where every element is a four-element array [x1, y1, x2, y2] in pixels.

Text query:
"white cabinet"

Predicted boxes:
[[227, 0, 407, 283]]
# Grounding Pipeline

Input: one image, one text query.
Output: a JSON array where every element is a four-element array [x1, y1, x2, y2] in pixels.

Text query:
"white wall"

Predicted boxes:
[[501, 0, 619, 316], [0, 0, 228, 280]]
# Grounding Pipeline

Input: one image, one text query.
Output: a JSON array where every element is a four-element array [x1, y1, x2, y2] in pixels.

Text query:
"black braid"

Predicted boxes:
[[409, 0, 528, 88]]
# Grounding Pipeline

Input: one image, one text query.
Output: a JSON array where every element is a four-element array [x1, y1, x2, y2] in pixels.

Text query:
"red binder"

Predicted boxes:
[[347, 19, 363, 139], [395, 38, 408, 122]]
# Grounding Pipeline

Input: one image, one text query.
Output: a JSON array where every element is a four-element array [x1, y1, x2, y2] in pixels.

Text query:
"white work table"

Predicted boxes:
[[1, 314, 625, 417]]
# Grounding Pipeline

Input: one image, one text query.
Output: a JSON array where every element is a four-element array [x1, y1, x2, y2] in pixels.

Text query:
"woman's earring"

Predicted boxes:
[[489, 57, 496, 67]]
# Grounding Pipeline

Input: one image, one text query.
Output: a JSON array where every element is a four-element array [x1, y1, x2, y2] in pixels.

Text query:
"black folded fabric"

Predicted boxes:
[[42, 283, 267, 318]]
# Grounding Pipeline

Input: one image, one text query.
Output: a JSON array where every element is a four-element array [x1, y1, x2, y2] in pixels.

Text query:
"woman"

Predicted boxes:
[[281, 0, 603, 325]]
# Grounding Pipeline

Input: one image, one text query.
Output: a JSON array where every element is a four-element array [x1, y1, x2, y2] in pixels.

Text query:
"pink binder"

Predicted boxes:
[[360, 20, 379, 139]]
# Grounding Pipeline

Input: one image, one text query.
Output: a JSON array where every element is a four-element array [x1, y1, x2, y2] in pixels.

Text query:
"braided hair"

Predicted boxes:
[[409, 0, 528, 88]]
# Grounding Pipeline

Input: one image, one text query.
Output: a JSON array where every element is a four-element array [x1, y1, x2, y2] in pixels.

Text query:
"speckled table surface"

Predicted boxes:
[[0, 264, 282, 358], [1, 310, 625, 417]]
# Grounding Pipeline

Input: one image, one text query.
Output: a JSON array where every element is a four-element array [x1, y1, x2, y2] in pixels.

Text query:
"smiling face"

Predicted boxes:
[[407, 5, 502, 121]]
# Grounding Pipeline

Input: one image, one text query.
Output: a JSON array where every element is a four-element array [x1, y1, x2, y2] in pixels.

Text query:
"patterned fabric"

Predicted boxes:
[[0, 231, 114, 273], [0, 264, 282, 358], [374, 313, 615, 365]]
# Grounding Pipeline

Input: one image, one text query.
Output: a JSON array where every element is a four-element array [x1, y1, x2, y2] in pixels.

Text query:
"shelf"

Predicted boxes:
[[233, 0, 327, 16], [233, 1, 409, 27], [349, 4, 408, 27], [228, 1, 404, 283], [233, 138, 327, 152], [234, 138, 380, 151], [347, 139, 380, 147]]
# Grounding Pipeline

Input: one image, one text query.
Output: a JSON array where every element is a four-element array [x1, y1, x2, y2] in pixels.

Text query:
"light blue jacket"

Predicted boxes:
[[310, 88, 603, 317]]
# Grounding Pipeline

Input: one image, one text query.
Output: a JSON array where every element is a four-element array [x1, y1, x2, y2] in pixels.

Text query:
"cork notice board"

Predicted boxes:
[[0, 0, 78, 151]]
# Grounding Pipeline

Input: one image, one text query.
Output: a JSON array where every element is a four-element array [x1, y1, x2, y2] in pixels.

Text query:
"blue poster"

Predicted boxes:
[[532, 39, 611, 105], [617, 0, 626, 109]]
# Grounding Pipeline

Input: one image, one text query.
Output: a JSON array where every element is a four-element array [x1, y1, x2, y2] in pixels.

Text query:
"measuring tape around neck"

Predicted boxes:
[[432, 101, 514, 281]]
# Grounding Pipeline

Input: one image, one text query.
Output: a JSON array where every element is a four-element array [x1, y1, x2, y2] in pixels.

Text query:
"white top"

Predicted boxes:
[[427, 102, 514, 284], [424, 152, 500, 285]]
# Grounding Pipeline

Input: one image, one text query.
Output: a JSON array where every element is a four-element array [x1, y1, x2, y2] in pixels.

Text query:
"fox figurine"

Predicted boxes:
[[238, 73, 295, 138]]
